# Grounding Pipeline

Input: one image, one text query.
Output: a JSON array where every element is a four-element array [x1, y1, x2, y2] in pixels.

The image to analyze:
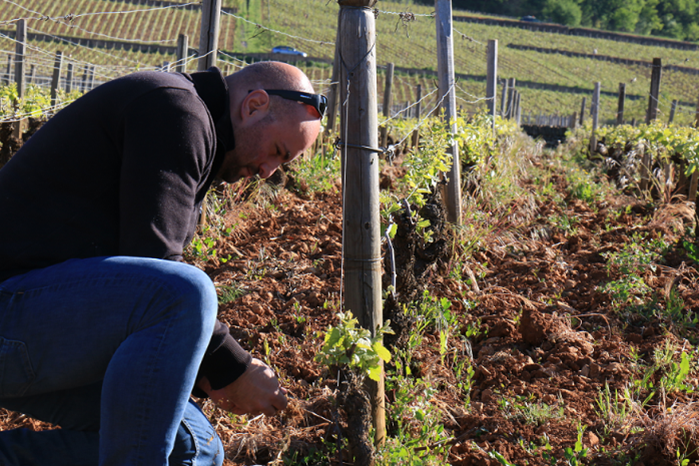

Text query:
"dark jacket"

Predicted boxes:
[[0, 67, 251, 391]]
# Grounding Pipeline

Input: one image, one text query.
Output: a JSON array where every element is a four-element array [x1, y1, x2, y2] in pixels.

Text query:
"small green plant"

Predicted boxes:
[[564, 424, 589, 465], [315, 311, 392, 382]]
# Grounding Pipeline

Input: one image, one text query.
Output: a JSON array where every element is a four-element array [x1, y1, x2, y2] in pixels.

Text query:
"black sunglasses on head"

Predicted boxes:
[[263, 89, 327, 119]]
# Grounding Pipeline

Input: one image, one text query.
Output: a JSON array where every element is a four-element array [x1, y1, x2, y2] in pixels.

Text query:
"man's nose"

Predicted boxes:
[[258, 159, 281, 179]]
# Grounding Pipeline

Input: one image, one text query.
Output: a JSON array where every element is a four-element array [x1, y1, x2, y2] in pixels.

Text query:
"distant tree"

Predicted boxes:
[[636, 0, 663, 35], [542, 0, 582, 25]]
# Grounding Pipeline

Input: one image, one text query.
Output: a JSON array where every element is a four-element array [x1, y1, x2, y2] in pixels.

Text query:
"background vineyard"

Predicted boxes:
[[2, 0, 699, 125]]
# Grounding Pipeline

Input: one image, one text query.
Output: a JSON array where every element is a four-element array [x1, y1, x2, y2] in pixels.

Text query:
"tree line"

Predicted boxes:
[[413, 0, 699, 42]]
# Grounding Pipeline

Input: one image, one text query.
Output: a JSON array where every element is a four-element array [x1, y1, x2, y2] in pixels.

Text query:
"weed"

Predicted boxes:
[[216, 283, 245, 304], [564, 424, 589, 465], [499, 394, 564, 426]]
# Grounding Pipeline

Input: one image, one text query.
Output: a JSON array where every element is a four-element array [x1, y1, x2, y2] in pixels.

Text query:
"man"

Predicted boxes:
[[0, 60, 324, 465]]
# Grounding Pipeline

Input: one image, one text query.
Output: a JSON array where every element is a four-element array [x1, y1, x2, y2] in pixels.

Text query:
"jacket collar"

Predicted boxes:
[[188, 67, 235, 184]]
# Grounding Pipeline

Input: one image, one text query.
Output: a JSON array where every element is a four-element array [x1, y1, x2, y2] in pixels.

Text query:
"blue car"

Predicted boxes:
[[520, 15, 541, 22], [271, 46, 308, 58]]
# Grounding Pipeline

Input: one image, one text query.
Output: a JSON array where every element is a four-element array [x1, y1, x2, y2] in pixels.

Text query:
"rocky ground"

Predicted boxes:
[[2, 124, 699, 465]]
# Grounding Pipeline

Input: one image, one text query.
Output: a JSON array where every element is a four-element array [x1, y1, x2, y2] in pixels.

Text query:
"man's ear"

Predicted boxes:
[[240, 89, 271, 123]]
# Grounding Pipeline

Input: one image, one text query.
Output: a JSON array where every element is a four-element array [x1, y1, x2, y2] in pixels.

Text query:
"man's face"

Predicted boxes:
[[217, 111, 320, 184]]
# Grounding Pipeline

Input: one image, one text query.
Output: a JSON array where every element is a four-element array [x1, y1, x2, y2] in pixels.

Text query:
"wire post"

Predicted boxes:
[[50, 51, 63, 109], [486, 39, 498, 134], [616, 82, 625, 125], [579, 96, 586, 125], [435, 0, 462, 225], [13, 19, 26, 141], [337, 0, 385, 450], [175, 34, 189, 73], [505, 77, 516, 119], [198, 0, 222, 71], [324, 13, 342, 136], [668, 99, 678, 124], [65, 62, 73, 93], [646, 57, 662, 124], [590, 81, 600, 154]]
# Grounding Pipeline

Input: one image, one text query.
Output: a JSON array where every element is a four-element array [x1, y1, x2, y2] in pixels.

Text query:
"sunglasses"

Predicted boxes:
[[263, 89, 327, 119]]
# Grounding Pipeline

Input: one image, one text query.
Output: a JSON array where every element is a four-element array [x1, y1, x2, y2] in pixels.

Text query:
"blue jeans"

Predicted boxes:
[[0, 256, 224, 466]]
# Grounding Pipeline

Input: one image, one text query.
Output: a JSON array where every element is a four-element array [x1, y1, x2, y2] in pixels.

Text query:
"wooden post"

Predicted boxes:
[[486, 39, 497, 133], [695, 95, 699, 128], [500, 78, 508, 116], [65, 62, 73, 93], [3, 54, 11, 86], [640, 146, 651, 191], [88, 66, 95, 91], [415, 83, 422, 119], [198, 0, 222, 71], [436, 0, 461, 225], [646, 58, 662, 124], [669, 99, 678, 124], [579, 96, 586, 125], [616, 82, 625, 125], [383, 62, 394, 118], [175, 34, 188, 73], [13, 19, 26, 140], [50, 51, 63, 109], [411, 84, 422, 148], [28, 64, 35, 84], [688, 171, 698, 203], [80, 66, 89, 93], [337, 0, 384, 451], [380, 62, 394, 148], [324, 13, 342, 136], [590, 82, 600, 154], [505, 77, 516, 119]]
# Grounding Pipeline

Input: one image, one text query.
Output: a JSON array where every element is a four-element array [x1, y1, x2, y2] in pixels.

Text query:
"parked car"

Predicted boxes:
[[271, 46, 308, 58], [520, 15, 541, 22]]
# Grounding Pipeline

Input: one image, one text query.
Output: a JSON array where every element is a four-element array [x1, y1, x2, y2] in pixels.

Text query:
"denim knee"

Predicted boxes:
[[136, 260, 218, 339], [170, 400, 224, 466]]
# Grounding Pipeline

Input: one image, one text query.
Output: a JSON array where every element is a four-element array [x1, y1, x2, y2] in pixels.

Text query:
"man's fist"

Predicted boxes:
[[197, 358, 288, 416]]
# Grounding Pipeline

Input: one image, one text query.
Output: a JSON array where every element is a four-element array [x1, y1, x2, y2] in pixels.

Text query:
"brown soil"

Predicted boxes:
[[2, 121, 699, 466]]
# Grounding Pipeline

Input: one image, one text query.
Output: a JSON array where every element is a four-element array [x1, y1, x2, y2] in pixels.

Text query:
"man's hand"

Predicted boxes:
[[197, 358, 288, 416]]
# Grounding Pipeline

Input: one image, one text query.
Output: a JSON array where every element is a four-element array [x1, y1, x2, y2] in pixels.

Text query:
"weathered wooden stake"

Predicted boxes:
[[500, 78, 508, 116], [324, 13, 342, 136], [337, 0, 384, 451], [616, 82, 625, 125], [2, 54, 9, 86], [486, 39, 498, 134], [669, 99, 678, 124], [640, 146, 652, 192], [505, 77, 516, 119], [13, 19, 26, 140], [50, 51, 63, 109], [175, 34, 189, 73], [646, 58, 662, 124], [383, 62, 394, 118], [65, 62, 73, 93], [590, 82, 600, 154], [198, 0, 222, 71], [579, 96, 586, 125], [411, 84, 422, 148], [436, 0, 462, 225]]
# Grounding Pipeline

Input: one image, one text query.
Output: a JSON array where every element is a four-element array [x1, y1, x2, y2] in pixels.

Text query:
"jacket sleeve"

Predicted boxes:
[[193, 319, 253, 398]]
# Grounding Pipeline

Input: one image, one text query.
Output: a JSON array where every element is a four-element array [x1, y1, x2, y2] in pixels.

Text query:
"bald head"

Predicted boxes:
[[225, 61, 318, 123], [225, 61, 314, 93]]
